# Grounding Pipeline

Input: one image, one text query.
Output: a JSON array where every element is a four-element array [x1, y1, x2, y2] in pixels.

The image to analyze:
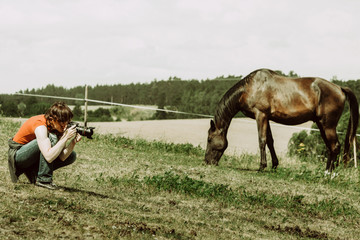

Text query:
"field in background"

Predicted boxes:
[[68, 105, 157, 121], [1, 118, 360, 239]]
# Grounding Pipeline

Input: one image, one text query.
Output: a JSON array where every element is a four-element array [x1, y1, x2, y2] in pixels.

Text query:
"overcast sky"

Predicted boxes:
[[1, 0, 360, 94]]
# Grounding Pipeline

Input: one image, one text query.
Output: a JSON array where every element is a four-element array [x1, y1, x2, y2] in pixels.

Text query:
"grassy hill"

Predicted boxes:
[[1, 118, 360, 239]]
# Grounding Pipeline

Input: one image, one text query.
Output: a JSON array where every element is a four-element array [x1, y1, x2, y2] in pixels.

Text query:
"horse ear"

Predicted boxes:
[[210, 120, 216, 131]]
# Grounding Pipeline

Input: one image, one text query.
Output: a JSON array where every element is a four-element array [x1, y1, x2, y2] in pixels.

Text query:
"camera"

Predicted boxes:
[[67, 122, 95, 139]]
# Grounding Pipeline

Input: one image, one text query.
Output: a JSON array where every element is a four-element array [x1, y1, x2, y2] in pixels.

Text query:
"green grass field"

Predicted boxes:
[[1, 118, 360, 239]]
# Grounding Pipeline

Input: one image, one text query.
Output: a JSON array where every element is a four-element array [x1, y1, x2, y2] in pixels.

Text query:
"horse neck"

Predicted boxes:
[[214, 88, 243, 131]]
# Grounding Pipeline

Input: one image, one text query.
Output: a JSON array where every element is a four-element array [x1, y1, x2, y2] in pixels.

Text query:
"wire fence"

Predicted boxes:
[[14, 92, 359, 136]]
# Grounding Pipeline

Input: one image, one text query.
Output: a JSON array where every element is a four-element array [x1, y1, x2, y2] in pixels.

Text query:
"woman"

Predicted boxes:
[[8, 101, 81, 190]]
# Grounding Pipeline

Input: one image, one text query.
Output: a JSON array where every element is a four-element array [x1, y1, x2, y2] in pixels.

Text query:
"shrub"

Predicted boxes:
[[287, 111, 360, 164], [287, 126, 326, 162]]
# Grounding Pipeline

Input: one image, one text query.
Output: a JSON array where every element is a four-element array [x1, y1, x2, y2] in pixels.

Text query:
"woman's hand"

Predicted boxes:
[[74, 133, 82, 143], [58, 126, 81, 161], [60, 125, 77, 141]]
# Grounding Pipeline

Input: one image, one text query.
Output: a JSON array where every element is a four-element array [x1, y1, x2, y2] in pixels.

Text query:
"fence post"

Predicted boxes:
[[84, 85, 88, 128], [354, 139, 357, 168]]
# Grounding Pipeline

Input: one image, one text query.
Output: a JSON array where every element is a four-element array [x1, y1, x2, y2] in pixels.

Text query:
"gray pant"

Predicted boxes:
[[15, 133, 76, 183]]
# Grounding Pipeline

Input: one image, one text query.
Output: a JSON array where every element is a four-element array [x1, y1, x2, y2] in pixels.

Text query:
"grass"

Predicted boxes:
[[1, 118, 360, 239]]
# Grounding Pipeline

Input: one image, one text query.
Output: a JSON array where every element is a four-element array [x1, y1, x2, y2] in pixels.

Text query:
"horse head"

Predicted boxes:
[[205, 119, 228, 165]]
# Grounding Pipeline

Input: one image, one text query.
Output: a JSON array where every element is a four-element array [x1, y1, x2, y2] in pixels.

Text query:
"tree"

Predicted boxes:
[[87, 108, 112, 122], [288, 70, 300, 78], [72, 104, 83, 121], [154, 93, 167, 119], [17, 102, 26, 117], [27, 102, 51, 116], [2, 101, 18, 117]]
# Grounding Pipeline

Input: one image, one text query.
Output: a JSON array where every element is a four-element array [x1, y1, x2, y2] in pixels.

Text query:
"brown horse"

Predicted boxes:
[[205, 69, 359, 171]]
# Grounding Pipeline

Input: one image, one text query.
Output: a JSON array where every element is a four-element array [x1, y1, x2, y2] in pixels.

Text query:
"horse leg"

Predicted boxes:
[[266, 122, 279, 169], [316, 121, 341, 172], [326, 128, 341, 171], [256, 113, 268, 171]]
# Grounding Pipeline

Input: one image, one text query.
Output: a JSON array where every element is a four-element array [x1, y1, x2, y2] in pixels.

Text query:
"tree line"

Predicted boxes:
[[1, 70, 360, 121], [0, 75, 242, 120]]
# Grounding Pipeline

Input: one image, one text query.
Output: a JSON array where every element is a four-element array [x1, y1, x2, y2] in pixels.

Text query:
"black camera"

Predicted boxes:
[[67, 122, 95, 139]]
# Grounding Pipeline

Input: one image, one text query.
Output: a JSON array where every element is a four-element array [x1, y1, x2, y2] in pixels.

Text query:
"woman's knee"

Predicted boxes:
[[67, 151, 77, 164]]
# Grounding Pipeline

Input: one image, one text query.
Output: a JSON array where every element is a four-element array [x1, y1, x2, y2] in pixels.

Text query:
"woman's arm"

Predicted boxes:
[[35, 125, 77, 163], [59, 134, 81, 161]]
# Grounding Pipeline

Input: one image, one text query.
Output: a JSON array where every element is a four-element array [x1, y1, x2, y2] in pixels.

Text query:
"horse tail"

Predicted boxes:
[[341, 87, 359, 163]]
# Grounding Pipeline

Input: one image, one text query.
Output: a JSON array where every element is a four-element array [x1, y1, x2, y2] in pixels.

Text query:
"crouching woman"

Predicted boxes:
[[8, 101, 81, 190]]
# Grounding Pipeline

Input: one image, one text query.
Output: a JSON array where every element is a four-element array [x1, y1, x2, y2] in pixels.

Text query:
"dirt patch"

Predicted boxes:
[[114, 221, 187, 238], [265, 225, 329, 239]]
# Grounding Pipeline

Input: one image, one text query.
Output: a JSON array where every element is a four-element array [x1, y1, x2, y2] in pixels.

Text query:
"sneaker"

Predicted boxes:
[[35, 182, 59, 190]]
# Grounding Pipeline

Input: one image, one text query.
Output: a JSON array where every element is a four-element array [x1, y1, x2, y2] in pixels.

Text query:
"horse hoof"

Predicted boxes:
[[324, 170, 338, 179], [258, 166, 267, 172]]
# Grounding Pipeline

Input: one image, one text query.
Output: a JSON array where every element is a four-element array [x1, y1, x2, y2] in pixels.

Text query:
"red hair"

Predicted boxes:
[[45, 102, 73, 133]]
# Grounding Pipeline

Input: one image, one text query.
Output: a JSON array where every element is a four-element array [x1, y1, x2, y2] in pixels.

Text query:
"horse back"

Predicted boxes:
[[243, 69, 346, 125]]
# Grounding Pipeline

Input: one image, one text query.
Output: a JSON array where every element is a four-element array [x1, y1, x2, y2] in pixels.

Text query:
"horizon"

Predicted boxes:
[[5, 69, 360, 95]]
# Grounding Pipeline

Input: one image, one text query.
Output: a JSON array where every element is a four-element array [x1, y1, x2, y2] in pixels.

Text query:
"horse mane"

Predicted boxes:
[[214, 69, 279, 128], [214, 71, 255, 128]]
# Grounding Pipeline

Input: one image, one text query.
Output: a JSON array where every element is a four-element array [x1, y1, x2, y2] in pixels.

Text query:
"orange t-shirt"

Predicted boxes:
[[13, 115, 47, 144]]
